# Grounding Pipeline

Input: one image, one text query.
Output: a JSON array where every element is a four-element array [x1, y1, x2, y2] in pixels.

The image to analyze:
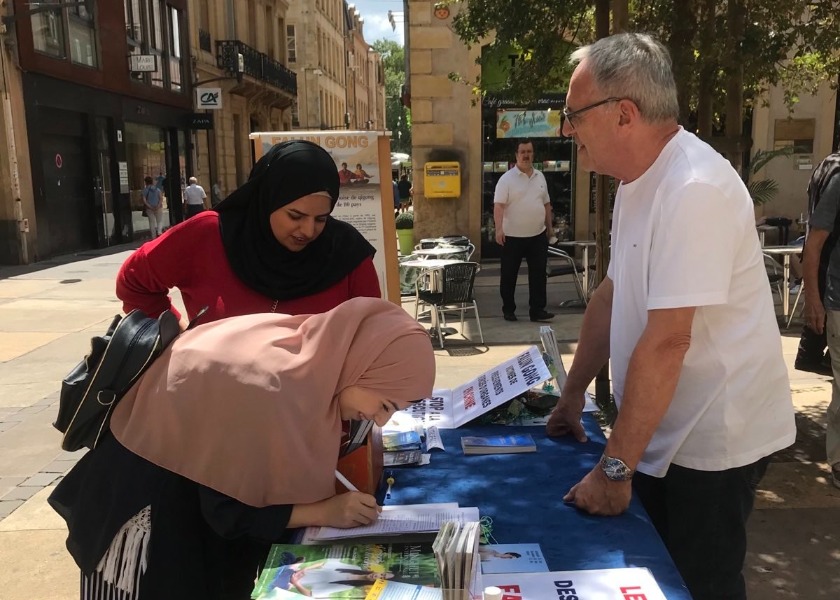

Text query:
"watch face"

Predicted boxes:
[[601, 455, 634, 481]]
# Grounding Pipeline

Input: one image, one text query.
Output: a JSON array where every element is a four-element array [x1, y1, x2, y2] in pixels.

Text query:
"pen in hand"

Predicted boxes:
[[334, 470, 359, 492]]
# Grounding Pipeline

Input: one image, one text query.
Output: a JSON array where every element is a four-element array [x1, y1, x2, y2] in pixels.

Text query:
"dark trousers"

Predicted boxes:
[[185, 204, 205, 219], [633, 457, 770, 600], [500, 233, 548, 317]]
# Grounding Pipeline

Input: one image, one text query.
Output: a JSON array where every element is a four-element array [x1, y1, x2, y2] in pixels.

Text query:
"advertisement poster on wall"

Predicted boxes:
[[249, 131, 399, 303]]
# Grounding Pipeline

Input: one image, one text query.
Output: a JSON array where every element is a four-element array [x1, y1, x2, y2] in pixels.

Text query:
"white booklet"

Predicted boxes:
[[401, 346, 552, 429], [483, 567, 667, 600], [304, 505, 480, 543]]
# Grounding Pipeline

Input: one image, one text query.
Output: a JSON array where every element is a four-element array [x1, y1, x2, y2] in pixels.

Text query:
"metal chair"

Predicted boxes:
[[414, 262, 484, 349], [763, 253, 785, 306], [547, 246, 587, 306]]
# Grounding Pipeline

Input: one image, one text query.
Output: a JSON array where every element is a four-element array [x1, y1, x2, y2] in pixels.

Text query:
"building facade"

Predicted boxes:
[[189, 0, 297, 194], [0, 0, 195, 264], [345, 5, 386, 131]]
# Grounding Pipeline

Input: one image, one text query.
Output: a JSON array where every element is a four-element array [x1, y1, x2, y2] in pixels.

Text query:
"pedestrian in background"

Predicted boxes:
[[397, 174, 412, 213], [183, 176, 208, 219], [116, 140, 380, 330], [801, 151, 840, 488], [546, 33, 794, 600], [493, 139, 554, 323], [211, 179, 224, 207], [141, 176, 164, 239]]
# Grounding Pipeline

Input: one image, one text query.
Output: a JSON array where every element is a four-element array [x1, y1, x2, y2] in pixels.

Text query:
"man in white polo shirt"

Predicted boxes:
[[493, 139, 555, 322], [183, 176, 208, 219]]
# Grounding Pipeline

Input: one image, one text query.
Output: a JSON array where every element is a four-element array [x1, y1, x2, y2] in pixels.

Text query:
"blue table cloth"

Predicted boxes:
[[383, 414, 691, 599]]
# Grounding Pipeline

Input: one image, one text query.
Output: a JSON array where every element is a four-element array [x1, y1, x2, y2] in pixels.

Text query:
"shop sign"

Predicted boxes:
[[118, 162, 129, 194], [186, 113, 214, 130], [496, 109, 563, 138], [196, 87, 222, 109], [129, 55, 157, 72]]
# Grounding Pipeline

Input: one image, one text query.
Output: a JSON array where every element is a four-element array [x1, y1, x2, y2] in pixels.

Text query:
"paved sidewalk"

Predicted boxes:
[[0, 246, 838, 599]]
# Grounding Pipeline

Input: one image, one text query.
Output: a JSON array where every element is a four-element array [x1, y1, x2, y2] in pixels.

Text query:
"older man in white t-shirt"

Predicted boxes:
[[545, 34, 794, 600], [183, 176, 208, 219], [493, 140, 555, 322]]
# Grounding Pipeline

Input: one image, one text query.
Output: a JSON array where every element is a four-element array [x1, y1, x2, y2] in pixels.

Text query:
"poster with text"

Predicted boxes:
[[483, 567, 667, 600], [249, 131, 399, 302]]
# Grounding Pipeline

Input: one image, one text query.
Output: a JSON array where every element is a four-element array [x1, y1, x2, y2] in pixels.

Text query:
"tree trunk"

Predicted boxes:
[[611, 0, 629, 33], [667, 0, 697, 126], [696, 0, 717, 138], [594, 0, 611, 408], [724, 0, 746, 172]]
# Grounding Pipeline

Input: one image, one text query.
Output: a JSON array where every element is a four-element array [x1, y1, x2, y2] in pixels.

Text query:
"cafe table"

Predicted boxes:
[[385, 414, 691, 599]]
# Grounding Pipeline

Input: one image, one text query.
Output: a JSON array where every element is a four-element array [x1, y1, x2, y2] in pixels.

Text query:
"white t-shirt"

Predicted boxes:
[[607, 128, 795, 477], [493, 166, 549, 237], [184, 184, 206, 205]]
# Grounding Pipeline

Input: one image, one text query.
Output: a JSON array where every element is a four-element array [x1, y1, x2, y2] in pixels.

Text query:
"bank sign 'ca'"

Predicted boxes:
[[196, 87, 222, 110]]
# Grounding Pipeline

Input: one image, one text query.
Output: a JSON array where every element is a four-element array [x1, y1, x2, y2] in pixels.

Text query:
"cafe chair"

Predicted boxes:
[[763, 253, 785, 306], [414, 261, 484, 349], [547, 246, 587, 305], [787, 282, 804, 329]]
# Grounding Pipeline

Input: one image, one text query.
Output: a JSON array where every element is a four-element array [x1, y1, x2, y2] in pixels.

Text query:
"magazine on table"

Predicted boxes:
[[251, 541, 440, 599], [478, 544, 548, 574], [482, 567, 667, 599]]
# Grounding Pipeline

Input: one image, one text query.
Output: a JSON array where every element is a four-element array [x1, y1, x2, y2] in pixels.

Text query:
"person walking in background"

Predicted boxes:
[[493, 139, 554, 323], [184, 176, 208, 219], [397, 174, 412, 213], [545, 33, 794, 600], [142, 176, 164, 238], [392, 178, 401, 217], [801, 151, 840, 488], [211, 179, 224, 207]]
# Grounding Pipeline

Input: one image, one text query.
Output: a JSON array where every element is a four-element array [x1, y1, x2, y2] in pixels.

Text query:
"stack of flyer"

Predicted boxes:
[[432, 521, 482, 600]]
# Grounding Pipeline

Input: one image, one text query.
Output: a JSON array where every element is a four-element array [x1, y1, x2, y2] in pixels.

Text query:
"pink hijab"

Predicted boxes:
[[110, 297, 435, 507]]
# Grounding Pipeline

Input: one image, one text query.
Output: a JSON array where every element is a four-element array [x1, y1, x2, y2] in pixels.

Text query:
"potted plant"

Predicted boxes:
[[395, 212, 415, 256]]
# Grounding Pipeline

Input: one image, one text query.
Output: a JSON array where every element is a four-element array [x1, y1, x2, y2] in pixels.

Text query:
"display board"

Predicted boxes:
[[249, 131, 399, 303]]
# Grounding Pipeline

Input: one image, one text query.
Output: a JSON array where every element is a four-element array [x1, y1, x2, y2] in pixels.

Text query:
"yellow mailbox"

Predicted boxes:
[[424, 161, 461, 198]]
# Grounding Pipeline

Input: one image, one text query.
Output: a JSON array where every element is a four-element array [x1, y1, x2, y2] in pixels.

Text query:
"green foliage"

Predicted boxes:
[[395, 211, 414, 229], [747, 146, 795, 206], [371, 39, 411, 154], [449, 0, 840, 118], [450, 0, 591, 102]]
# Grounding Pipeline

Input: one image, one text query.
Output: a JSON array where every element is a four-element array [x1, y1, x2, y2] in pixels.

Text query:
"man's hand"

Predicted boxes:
[[805, 294, 826, 334], [318, 492, 382, 528], [546, 394, 588, 442], [563, 466, 632, 516], [495, 229, 505, 246]]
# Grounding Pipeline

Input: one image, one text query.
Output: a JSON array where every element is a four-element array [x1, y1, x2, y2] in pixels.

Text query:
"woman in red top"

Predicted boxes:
[[116, 140, 380, 324]]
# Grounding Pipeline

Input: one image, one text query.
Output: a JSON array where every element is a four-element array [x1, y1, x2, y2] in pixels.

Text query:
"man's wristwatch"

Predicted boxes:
[[599, 454, 635, 481]]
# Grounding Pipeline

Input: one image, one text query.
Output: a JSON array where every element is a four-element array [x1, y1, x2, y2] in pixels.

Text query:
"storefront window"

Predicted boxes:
[[32, 0, 97, 67], [124, 0, 185, 92], [124, 123, 170, 237]]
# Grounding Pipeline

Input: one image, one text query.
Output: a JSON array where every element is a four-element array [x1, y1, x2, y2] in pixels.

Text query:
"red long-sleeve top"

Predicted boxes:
[[116, 211, 381, 322]]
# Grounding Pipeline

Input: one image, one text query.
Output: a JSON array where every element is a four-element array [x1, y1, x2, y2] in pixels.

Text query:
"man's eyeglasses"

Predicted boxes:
[[562, 97, 624, 128]]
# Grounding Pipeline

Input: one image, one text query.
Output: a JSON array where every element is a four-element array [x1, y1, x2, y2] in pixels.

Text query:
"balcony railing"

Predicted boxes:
[[216, 40, 297, 96], [198, 28, 211, 53]]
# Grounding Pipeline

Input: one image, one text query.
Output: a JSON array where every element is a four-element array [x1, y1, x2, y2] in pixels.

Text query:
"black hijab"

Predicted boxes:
[[215, 140, 376, 300]]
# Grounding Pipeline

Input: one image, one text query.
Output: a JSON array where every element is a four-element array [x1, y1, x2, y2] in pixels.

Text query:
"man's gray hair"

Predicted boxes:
[[570, 33, 679, 123], [189, 176, 198, 184]]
